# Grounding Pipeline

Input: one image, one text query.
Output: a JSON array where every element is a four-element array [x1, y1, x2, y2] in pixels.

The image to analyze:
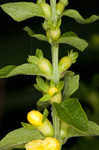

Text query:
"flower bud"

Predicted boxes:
[[59, 56, 72, 73], [60, 0, 69, 6], [40, 3, 51, 19], [46, 28, 61, 42], [56, 0, 68, 16], [27, 110, 43, 126], [50, 92, 62, 104], [39, 58, 53, 77], [27, 110, 54, 137], [56, 2, 65, 16], [48, 87, 58, 96]]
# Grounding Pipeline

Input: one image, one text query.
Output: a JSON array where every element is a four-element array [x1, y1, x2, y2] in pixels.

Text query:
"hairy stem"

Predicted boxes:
[[51, 43, 59, 84], [51, 43, 61, 141], [50, 0, 57, 24], [52, 105, 61, 140]]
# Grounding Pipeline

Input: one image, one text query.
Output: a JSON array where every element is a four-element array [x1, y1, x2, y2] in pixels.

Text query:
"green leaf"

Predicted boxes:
[[63, 121, 99, 139], [58, 31, 88, 51], [24, 26, 47, 41], [63, 71, 79, 99], [0, 127, 44, 150], [63, 9, 99, 24], [1, 2, 44, 22], [0, 65, 15, 77], [87, 121, 99, 136], [62, 32, 77, 37], [53, 98, 88, 131], [0, 64, 52, 79]]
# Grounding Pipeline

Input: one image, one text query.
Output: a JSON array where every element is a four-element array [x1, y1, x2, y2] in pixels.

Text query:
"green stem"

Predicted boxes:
[[51, 43, 61, 142], [51, 43, 59, 84], [50, 1, 61, 143], [50, 0, 57, 24], [52, 105, 60, 140]]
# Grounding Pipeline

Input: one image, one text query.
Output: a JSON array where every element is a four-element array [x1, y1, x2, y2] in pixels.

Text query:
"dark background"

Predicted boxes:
[[0, 0, 99, 150]]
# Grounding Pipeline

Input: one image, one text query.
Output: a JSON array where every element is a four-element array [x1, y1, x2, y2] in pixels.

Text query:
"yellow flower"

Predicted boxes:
[[25, 137, 60, 150], [25, 140, 44, 150], [27, 110, 54, 137], [44, 137, 60, 150], [27, 110, 43, 126]]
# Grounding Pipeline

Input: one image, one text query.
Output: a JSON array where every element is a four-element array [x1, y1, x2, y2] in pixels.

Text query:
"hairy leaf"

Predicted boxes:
[[0, 64, 51, 79], [1, 2, 44, 22], [58, 32, 88, 51], [63, 9, 99, 24], [0, 127, 44, 150], [53, 98, 88, 131], [63, 71, 79, 99]]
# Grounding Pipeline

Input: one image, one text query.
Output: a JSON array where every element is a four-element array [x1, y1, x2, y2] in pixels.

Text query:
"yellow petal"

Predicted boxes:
[[27, 110, 43, 126]]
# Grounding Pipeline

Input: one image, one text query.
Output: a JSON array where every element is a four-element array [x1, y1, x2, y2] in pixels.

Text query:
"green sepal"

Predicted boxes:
[[1, 2, 45, 22], [36, 49, 44, 59], [53, 98, 88, 131], [37, 94, 51, 109], [68, 50, 78, 64], [63, 71, 79, 99], [63, 9, 99, 24], [21, 122, 34, 128], [58, 31, 88, 51], [24, 26, 47, 41], [34, 76, 49, 93], [42, 108, 49, 122], [27, 56, 39, 65], [56, 80, 64, 91], [0, 127, 44, 150]]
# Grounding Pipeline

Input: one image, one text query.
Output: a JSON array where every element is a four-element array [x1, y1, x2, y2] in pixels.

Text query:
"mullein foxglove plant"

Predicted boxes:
[[0, 0, 99, 150]]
